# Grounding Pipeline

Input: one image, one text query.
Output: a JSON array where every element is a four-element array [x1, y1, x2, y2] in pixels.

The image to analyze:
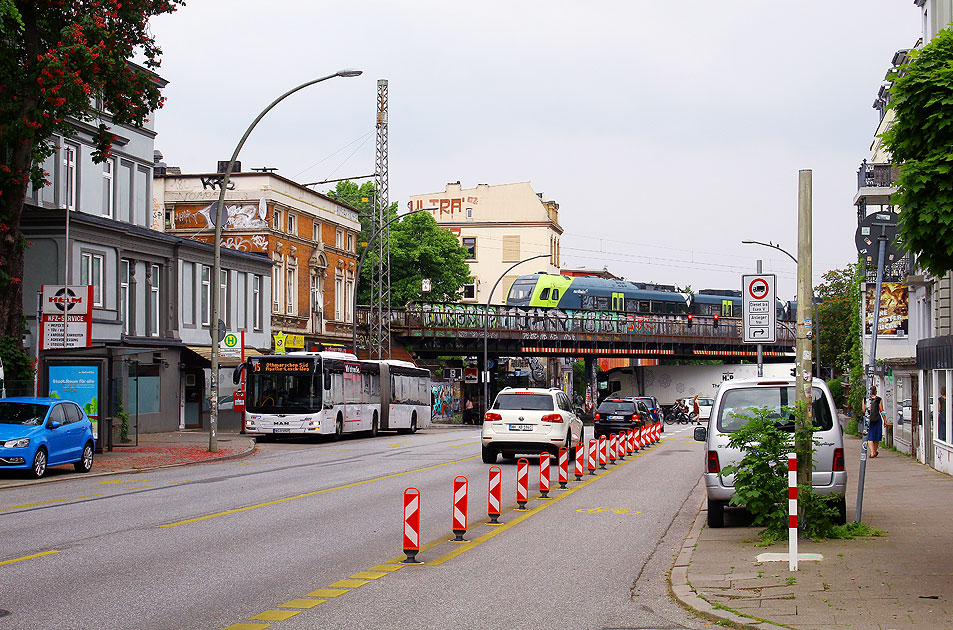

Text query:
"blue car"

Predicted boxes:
[[0, 397, 95, 478], [628, 396, 665, 433]]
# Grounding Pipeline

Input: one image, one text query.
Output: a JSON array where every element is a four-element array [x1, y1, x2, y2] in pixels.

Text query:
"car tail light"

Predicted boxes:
[[631, 414, 638, 421], [706, 451, 720, 474], [485, 412, 502, 422], [541, 414, 563, 423], [594, 413, 601, 420], [833, 447, 845, 471]]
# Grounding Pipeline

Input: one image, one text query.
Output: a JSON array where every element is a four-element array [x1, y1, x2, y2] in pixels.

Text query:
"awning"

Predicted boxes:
[[184, 346, 265, 367], [917, 335, 953, 370]]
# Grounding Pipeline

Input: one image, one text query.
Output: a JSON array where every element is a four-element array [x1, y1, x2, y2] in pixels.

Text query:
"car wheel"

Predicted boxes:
[[31, 448, 48, 479], [74, 442, 94, 473], [482, 445, 497, 464], [707, 498, 726, 528], [835, 496, 847, 525]]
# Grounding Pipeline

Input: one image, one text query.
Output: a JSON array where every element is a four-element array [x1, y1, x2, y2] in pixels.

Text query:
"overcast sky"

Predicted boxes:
[[150, 1, 921, 300]]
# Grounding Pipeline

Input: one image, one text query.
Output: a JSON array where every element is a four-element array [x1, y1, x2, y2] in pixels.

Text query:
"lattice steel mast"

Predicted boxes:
[[370, 79, 391, 358]]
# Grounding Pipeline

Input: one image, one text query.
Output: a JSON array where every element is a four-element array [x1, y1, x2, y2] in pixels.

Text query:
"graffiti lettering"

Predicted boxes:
[[200, 176, 236, 191]]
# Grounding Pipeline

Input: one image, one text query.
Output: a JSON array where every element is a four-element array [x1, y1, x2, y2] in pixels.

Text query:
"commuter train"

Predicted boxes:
[[505, 273, 789, 319]]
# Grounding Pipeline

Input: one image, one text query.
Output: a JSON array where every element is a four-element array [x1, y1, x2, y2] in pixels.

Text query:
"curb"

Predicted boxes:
[[0, 437, 257, 490], [668, 497, 790, 630]]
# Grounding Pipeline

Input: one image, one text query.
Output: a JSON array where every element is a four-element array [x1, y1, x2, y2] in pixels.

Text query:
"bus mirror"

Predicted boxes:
[[233, 363, 245, 385]]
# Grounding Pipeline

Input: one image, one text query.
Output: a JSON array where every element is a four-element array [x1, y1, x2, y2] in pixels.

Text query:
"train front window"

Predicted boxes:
[[508, 278, 536, 305]]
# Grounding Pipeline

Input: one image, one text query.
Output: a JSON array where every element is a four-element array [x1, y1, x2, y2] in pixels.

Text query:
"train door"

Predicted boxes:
[[611, 292, 625, 312]]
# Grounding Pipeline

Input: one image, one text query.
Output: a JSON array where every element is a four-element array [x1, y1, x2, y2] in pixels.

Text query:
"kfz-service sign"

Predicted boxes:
[[742, 274, 776, 344]]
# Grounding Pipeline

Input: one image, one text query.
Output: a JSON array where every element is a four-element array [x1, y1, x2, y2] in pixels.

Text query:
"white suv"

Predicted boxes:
[[481, 388, 584, 464]]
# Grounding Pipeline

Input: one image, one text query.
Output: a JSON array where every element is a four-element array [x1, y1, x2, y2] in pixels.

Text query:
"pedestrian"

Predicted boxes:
[[465, 398, 474, 425], [863, 385, 885, 458], [692, 395, 700, 423]]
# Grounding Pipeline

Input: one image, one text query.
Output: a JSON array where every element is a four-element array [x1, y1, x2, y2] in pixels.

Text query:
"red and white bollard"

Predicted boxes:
[[618, 431, 626, 459], [539, 452, 551, 498], [402, 487, 422, 563], [608, 433, 617, 464], [574, 442, 585, 481], [626, 428, 633, 454], [558, 447, 569, 488], [451, 476, 468, 541], [599, 436, 607, 469], [788, 452, 798, 571], [629, 428, 636, 453], [516, 458, 529, 509], [587, 439, 597, 475], [487, 466, 502, 524]]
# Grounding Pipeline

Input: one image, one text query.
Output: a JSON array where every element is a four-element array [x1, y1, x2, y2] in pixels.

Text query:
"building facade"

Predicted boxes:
[[154, 170, 361, 352], [407, 181, 562, 304]]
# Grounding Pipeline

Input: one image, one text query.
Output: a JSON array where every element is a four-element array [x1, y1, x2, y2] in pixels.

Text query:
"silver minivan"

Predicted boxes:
[[693, 377, 847, 528]]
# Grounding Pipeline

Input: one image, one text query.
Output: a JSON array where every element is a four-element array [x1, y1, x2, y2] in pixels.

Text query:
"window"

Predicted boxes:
[[336, 229, 344, 249], [62, 145, 77, 211], [463, 237, 476, 260], [335, 274, 344, 321], [345, 272, 354, 323], [80, 252, 104, 307], [201, 265, 211, 325], [102, 159, 114, 217], [466, 207, 473, 219], [273, 260, 283, 313], [502, 235, 520, 262], [64, 403, 82, 424], [253, 275, 262, 330], [347, 233, 355, 252], [287, 213, 297, 236], [182, 262, 194, 326], [219, 269, 229, 324], [236, 272, 247, 330], [272, 209, 282, 231], [120, 259, 132, 333], [310, 274, 322, 332], [463, 282, 476, 301], [49, 404, 67, 425], [312, 221, 321, 242], [286, 261, 297, 314], [149, 264, 160, 337]]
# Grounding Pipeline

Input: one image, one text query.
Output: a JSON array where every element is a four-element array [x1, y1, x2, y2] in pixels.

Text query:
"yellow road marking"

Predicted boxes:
[[306, 588, 349, 598], [0, 550, 62, 566], [576, 507, 641, 515], [278, 599, 325, 609], [250, 610, 300, 621], [349, 571, 388, 580], [369, 564, 403, 572], [160, 456, 479, 528], [329, 578, 369, 588], [450, 442, 479, 448], [223, 624, 270, 630], [1, 494, 101, 511]]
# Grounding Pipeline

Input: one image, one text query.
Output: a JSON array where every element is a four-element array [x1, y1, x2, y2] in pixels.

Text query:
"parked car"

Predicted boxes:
[[594, 398, 649, 438], [693, 377, 847, 527], [0, 397, 96, 478], [627, 396, 664, 430], [481, 388, 584, 463]]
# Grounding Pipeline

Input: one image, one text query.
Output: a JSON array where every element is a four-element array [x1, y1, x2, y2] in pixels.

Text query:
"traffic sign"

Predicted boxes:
[[854, 211, 902, 267], [742, 274, 776, 343]]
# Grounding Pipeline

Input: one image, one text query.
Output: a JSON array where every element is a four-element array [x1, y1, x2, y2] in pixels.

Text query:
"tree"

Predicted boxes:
[[325, 179, 396, 249], [814, 266, 859, 378], [0, 0, 181, 345], [881, 27, 953, 275], [385, 212, 471, 306]]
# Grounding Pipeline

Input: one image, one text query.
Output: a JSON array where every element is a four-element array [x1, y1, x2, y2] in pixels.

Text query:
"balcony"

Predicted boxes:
[[854, 160, 900, 206]]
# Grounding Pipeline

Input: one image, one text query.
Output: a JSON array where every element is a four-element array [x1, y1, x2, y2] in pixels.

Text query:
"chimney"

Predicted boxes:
[[217, 160, 241, 174]]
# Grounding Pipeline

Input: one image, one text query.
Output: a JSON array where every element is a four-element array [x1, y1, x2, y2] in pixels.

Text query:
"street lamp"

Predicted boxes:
[[482, 254, 549, 416], [209, 69, 362, 452], [741, 239, 798, 265], [352, 207, 430, 355]]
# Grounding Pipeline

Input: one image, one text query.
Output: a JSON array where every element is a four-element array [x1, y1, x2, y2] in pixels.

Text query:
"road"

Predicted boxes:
[[0, 424, 710, 630]]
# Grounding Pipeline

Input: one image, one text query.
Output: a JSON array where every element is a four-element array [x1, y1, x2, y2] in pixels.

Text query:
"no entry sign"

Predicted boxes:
[[742, 274, 776, 343]]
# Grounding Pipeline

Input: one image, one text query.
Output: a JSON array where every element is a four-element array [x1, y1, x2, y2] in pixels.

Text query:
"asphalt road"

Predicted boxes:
[[0, 425, 710, 630]]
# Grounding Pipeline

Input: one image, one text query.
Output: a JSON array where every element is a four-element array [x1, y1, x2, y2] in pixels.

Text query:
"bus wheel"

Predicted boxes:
[[410, 412, 417, 434], [333, 415, 343, 441], [370, 413, 379, 438]]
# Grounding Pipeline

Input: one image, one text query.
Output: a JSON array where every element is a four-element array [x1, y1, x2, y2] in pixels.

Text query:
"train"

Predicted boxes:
[[505, 273, 791, 320]]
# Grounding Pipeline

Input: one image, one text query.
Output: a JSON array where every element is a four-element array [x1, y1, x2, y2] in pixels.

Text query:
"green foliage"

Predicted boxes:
[[881, 28, 953, 275], [0, 335, 32, 382], [815, 266, 859, 378], [115, 391, 130, 442], [844, 415, 860, 436], [827, 378, 845, 409], [386, 212, 470, 307], [847, 262, 866, 416]]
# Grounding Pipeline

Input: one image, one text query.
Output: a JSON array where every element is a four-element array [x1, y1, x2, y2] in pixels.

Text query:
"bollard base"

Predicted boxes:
[[600, 465, 606, 470], [574, 475, 582, 481], [517, 501, 527, 510], [451, 531, 467, 542], [559, 482, 567, 489], [488, 514, 501, 524], [402, 551, 422, 564], [540, 491, 549, 498]]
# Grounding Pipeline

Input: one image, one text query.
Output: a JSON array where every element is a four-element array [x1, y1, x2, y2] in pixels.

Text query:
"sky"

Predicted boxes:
[[149, 1, 922, 301]]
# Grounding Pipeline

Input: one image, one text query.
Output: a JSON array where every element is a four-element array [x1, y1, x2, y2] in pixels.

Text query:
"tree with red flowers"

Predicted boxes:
[[0, 0, 181, 369]]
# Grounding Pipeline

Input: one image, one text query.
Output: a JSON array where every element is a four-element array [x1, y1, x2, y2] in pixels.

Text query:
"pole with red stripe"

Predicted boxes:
[[587, 439, 597, 475], [788, 452, 798, 571], [516, 458, 529, 509], [487, 466, 502, 524], [574, 442, 584, 481], [451, 476, 468, 541], [598, 436, 607, 469], [539, 452, 551, 498], [402, 487, 422, 564], [558, 447, 569, 488]]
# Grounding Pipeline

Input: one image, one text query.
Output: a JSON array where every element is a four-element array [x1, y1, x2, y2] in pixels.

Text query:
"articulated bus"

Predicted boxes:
[[237, 350, 430, 438]]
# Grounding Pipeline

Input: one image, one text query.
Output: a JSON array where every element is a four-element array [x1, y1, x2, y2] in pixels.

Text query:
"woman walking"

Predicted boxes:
[[863, 385, 884, 458]]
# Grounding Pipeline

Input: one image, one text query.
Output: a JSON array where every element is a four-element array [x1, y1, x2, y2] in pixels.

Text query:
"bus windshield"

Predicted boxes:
[[246, 357, 321, 413]]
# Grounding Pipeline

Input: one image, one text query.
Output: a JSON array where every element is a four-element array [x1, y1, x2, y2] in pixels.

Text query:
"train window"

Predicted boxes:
[[666, 303, 679, 314], [625, 299, 638, 313], [582, 295, 597, 309], [508, 278, 536, 304], [540, 288, 551, 301], [639, 301, 650, 313], [595, 296, 610, 310], [551, 289, 560, 301], [651, 301, 666, 314]]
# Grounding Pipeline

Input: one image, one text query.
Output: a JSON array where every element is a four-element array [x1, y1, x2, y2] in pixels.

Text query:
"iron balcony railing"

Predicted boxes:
[[857, 160, 900, 190]]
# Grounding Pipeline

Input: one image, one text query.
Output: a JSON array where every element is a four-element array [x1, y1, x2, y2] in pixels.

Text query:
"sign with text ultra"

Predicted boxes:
[[742, 274, 777, 344], [40, 285, 94, 350]]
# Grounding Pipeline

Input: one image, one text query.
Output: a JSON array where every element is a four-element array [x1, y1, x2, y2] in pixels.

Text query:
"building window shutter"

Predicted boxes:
[[502, 235, 520, 262]]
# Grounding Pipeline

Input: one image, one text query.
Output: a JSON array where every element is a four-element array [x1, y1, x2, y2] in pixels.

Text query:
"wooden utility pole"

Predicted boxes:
[[795, 170, 814, 493]]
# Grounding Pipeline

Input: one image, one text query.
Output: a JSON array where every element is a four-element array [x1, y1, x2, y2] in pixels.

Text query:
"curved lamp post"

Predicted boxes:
[[209, 69, 362, 452], [482, 254, 549, 416], [351, 207, 429, 355]]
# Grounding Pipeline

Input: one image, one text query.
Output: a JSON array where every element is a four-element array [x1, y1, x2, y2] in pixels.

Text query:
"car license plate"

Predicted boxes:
[[273, 428, 290, 433], [509, 424, 533, 431], [610, 415, 624, 420]]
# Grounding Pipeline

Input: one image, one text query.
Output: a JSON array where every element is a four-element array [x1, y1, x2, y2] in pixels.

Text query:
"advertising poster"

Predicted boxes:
[[864, 282, 909, 336], [48, 365, 100, 436]]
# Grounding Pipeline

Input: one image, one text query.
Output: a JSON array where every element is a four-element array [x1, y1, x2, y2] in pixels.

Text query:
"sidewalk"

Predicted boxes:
[[0, 430, 255, 488], [673, 433, 953, 629]]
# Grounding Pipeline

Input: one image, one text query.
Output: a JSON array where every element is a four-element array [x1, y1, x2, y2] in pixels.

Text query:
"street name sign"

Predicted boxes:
[[742, 274, 776, 344]]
